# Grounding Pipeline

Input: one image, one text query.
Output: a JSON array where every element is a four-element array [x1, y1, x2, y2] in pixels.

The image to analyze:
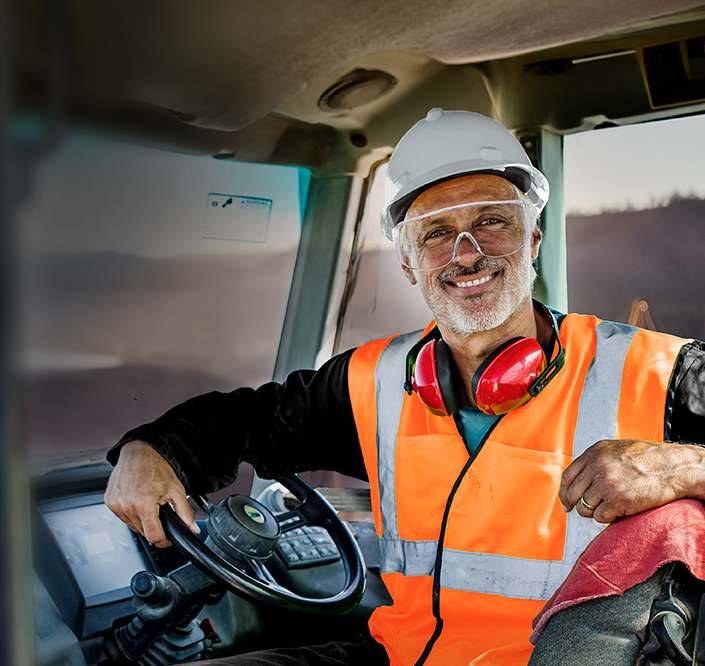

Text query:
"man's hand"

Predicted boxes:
[[559, 439, 705, 524], [104, 440, 200, 548]]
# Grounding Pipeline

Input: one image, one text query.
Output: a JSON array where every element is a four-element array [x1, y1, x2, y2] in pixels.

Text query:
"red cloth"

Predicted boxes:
[[531, 499, 705, 644]]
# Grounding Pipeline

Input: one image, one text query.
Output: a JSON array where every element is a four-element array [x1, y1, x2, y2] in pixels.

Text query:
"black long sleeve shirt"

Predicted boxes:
[[108, 342, 705, 496]]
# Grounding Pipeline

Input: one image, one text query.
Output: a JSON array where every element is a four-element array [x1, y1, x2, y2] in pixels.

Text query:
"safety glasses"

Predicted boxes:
[[393, 200, 531, 271]]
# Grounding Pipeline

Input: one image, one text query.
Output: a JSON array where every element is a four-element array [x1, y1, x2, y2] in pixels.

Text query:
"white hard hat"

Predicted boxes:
[[381, 108, 550, 241]]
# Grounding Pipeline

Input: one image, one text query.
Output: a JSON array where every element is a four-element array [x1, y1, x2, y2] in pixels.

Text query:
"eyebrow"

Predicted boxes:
[[404, 199, 524, 225], [413, 203, 508, 223]]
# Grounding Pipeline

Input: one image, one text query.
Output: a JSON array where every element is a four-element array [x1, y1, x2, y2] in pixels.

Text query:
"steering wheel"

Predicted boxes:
[[159, 474, 366, 614]]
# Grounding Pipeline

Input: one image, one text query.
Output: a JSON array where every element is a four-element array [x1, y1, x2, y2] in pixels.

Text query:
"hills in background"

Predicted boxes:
[[566, 196, 705, 341], [23, 250, 298, 454]]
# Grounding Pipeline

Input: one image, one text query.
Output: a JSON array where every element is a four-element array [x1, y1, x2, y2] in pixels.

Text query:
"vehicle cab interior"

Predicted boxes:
[[4, 1, 705, 665]]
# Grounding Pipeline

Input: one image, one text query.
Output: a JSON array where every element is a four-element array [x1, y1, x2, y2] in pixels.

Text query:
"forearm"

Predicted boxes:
[[109, 388, 267, 495]]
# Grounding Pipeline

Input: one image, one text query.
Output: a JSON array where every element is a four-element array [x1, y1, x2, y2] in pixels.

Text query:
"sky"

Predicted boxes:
[[563, 113, 705, 215]]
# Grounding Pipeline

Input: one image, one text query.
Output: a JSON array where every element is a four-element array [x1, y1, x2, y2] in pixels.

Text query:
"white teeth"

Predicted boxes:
[[455, 275, 492, 288]]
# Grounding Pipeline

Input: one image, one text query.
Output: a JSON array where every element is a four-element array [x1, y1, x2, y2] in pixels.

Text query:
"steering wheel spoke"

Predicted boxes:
[[244, 555, 279, 587]]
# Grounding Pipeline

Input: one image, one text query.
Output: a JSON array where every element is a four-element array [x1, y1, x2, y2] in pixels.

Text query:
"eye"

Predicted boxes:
[[479, 216, 503, 226], [420, 226, 452, 245], [428, 228, 448, 238], [475, 215, 514, 232]]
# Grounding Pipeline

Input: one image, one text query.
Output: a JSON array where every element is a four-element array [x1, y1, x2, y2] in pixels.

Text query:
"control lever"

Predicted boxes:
[[103, 564, 225, 665], [651, 608, 690, 666]]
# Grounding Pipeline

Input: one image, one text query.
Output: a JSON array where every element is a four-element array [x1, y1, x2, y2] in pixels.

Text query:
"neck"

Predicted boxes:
[[439, 298, 553, 407]]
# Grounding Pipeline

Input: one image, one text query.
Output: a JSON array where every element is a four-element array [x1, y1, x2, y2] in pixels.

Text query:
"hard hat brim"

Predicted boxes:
[[382, 164, 547, 242], [387, 167, 532, 228]]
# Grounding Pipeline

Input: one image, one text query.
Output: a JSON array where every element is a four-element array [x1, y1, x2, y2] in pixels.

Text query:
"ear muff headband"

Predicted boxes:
[[527, 308, 565, 397], [405, 328, 442, 394], [405, 330, 460, 417], [405, 304, 565, 417]]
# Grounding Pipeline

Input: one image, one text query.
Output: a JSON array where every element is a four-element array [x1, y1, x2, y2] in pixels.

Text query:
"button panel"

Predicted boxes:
[[275, 526, 340, 569]]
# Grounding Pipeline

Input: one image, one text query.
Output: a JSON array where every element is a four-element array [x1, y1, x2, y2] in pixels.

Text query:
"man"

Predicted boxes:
[[106, 109, 705, 665]]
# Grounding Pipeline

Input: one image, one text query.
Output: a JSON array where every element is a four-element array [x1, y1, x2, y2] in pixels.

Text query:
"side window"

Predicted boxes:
[[327, 163, 433, 356], [309, 163, 433, 510], [21, 130, 309, 465], [564, 116, 705, 340]]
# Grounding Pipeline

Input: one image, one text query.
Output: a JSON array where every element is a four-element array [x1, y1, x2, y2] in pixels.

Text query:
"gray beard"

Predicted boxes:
[[422, 251, 536, 337]]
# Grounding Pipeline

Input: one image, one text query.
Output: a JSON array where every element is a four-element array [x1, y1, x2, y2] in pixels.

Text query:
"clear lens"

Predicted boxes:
[[394, 200, 530, 271]]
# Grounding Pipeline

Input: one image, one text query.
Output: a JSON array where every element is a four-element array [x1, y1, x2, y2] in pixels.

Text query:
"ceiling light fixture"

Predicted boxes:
[[318, 69, 397, 112]]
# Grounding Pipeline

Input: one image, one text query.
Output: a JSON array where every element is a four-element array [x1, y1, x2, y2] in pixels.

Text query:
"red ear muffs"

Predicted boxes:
[[405, 304, 565, 417], [471, 338, 547, 416], [410, 338, 460, 417], [409, 337, 546, 417]]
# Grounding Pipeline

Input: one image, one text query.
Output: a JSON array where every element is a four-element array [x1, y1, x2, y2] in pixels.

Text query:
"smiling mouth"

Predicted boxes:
[[453, 274, 493, 288], [438, 258, 505, 291]]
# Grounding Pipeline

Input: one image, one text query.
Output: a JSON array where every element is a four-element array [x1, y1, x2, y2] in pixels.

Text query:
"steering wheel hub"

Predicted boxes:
[[207, 495, 280, 560]]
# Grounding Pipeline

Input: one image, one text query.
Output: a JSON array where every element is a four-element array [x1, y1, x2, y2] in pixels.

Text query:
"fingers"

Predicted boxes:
[[561, 461, 604, 518], [135, 492, 200, 547], [105, 475, 174, 548], [169, 490, 200, 536], [558, 454, 588, 513], [104, 439, 195, 548], [577, 495, 600, 518], [560, 440, 620, 522], [558, 439, 705, 525], [137, 498, 173, 549]]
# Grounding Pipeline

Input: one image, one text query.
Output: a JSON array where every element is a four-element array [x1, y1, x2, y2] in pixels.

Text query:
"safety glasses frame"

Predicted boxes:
[[392, 199, 531, 272]]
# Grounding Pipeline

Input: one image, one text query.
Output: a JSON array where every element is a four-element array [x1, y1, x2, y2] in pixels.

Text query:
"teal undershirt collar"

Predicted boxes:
[[455, 407, 500, 456]]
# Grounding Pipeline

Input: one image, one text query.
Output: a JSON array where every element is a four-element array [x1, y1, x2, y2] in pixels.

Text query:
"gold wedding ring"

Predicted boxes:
[[580, 497, 597, 512]]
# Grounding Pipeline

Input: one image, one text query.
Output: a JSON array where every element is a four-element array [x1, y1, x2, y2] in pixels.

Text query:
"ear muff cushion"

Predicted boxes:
[[433, 339, 461, 415], [472, 337, 547, 415], [471, 337, 524, 398]]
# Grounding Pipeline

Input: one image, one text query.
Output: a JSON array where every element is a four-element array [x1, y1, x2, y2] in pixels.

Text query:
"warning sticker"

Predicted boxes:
[[204, 194, 273, 243]]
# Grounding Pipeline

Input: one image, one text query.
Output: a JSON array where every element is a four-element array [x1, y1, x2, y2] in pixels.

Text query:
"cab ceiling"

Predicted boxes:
[[13, 0, 705, 172]]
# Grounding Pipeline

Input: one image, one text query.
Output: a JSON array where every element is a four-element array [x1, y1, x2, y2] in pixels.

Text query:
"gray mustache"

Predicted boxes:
[[438, 258, 504, 282]]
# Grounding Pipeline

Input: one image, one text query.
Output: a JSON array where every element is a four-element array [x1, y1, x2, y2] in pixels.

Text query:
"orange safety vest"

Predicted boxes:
[[348, 313, 687, 666]]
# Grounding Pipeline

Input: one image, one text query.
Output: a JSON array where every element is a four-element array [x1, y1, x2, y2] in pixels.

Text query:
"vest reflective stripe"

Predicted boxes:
[[373, 319, 638, 600], [374, 329, 424, 543]]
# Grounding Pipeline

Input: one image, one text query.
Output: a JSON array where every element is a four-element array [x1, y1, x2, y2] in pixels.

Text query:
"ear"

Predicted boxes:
[[530, 225, 543, 260], [402, 263, 417, 286]]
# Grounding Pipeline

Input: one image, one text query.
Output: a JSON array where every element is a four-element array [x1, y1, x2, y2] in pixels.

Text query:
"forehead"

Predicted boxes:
[[406, 174, 520, 219]]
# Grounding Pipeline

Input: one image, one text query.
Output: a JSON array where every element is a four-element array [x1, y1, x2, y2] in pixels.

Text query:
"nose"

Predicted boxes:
[[451, 231, 483, 263]]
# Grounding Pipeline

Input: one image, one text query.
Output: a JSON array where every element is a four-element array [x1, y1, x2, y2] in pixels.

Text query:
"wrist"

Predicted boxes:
[[675, 442, 705, 501]]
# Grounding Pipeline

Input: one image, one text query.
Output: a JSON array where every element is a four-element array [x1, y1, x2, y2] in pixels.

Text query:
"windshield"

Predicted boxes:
[[564, 114, 705, 341], [20, 130, 309, 456]]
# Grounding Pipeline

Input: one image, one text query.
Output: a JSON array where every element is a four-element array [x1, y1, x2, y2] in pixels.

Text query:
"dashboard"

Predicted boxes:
[[43, 497, 148, 601], [31, 461, 391, 666], [34, 492, 150, 641]]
